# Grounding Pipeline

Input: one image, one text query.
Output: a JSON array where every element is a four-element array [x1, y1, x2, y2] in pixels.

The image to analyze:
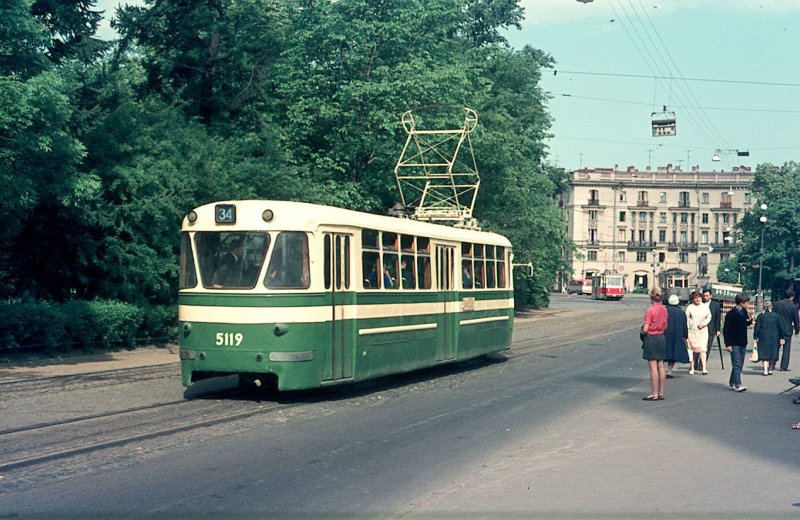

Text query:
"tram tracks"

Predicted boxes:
[[0, 394, 292, 474]]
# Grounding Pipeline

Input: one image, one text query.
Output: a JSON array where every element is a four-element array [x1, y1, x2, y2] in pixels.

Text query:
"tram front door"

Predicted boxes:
[[435, 244, 457, 361], [324, 233, 353, 381]]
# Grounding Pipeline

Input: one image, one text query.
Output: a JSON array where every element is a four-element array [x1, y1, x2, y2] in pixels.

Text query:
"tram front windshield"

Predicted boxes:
[[194, 232, 270, 289]]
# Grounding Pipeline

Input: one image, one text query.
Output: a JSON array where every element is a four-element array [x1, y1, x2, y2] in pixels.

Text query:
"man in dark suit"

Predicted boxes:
[[773, 288, 800, 371], [213, 238, 244, 287], [702, 288, 722, 365]]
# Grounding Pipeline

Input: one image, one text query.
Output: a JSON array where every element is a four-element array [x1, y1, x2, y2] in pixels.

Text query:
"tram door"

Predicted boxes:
[[324, 233, 353, 381], [435, 245, 457, 360]]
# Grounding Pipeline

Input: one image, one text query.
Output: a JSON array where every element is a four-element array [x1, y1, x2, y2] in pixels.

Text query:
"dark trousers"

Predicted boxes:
[[729, 345, 746, 388], [779, 335, 792, 371]]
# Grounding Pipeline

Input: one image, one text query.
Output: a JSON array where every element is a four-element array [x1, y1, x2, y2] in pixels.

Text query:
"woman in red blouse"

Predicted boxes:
[[642, 287, 668, 400]]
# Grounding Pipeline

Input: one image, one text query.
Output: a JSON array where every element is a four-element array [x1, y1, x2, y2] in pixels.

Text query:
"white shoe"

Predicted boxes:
[[734, 386, 747, 392], [702, 370, 708, 375], [689, 369, 695, 375]]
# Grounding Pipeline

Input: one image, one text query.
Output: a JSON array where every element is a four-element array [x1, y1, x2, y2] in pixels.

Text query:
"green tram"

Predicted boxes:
[[178, 200, 514, 391]]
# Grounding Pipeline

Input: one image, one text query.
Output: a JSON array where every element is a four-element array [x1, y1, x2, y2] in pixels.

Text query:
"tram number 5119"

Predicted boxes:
[[216, 332, 243, 347]]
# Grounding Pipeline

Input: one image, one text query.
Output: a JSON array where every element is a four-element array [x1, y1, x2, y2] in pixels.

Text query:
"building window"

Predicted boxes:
[[701, 230, 709, 244], [702, 213, 709, 224], [639, 230, 646, 242], [672, 213, 677, 224], [679, 231, 687, 243], [702, 192, 709, 204], [720, 253, 730, 262], [660, 212, 667, 224], [680, 213, 688, 224], [658, 229, 666, 242], [721, 192, 732, 208], [589, 210, 598, 221], [679, 252, 689, 263], [658, 252, 666, 263], [587, 250, 597, 261], [589, 189, 599, 205], [722, 213, 730, 225], [618, 229, 626, 241], [589, 229, 598, 243], [659, 192, 667, 203], [638, 212, 647, 223], [744, 192, 751, 204], [617, 251, 625, 262], [679, 191, 690, 207], [619, 191, 627, 202], [619, 211, 626, 222], [637, 251, 647, 262], [638, 191, 648, 205]]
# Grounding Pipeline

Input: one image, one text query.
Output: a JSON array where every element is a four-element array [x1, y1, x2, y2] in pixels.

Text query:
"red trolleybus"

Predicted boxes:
[[591, 273, 624, 301]]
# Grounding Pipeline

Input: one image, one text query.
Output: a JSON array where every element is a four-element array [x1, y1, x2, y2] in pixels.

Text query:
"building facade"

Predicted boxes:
[[561, 164, 754, 292]]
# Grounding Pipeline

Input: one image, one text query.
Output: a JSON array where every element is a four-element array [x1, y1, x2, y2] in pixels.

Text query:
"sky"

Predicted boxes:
[[95, 0, 800, 173], [508, 0, 800, 172]]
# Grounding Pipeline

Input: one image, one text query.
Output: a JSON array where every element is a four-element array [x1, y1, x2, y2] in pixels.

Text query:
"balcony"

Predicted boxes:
[[709, 241, 734, 252], [667, 241, 698, 252], [636, 199, 649, 207], [587, 198, 600, 206], [627, 240, 657, 250]]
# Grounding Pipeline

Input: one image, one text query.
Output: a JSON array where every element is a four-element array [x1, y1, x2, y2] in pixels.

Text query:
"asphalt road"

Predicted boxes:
[[2, 294, 799, 519]]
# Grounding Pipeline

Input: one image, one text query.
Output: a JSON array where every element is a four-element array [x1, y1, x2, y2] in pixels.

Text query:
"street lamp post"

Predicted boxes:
[[756, 203, 767, 312], [651, 248, 658, 290]]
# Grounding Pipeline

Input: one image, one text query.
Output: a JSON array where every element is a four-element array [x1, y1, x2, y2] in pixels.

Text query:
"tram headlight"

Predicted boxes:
[[187, 211, 198, 223], [262, 209, 274, 222]]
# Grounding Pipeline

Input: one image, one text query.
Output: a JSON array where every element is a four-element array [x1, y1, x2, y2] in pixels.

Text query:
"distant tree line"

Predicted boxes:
[[1, 0, 571, 329]]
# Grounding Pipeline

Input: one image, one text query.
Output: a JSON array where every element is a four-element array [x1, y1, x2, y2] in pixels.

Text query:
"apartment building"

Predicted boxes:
[[561, 164, 754, 292]]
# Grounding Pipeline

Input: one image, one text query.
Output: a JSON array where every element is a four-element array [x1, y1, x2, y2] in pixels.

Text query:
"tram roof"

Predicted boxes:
[[184, 200, 512, 246]]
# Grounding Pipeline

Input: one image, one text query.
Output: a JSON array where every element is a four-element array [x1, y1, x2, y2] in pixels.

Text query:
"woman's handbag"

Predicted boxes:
[[750, 346, 759, 362]]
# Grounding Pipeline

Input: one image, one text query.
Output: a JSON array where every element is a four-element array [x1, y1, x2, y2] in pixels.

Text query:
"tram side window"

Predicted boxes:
[[180, 233, 198, 288], [401, 254, 416, 289], [473, 244, 485, 289], [363, 229, 381, 289], [324, 235, 332, 289], [197, 231, 270, 289], [462, 259, 473, 288], [417, 237, 432, 289], [383, 252, 398, 289], [266, 232, 310, 289], [497, 247, 506, 288], [325, 235, 350, 290], [486, 245, 496, 289]]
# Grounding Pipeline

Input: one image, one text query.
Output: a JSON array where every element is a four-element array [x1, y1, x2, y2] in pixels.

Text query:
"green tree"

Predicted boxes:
[[733, 162, 800, 295]]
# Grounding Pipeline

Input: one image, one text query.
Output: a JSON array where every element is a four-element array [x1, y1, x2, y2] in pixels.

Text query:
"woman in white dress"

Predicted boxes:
[[685, 290, 712, 374]]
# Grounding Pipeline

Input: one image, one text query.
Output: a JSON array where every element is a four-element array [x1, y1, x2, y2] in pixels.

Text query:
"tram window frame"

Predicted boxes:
[[324, 235, 332, 290], [382, 231, 398, 251], [362, 229, 381, 289], [417, 237, 432, 290], [401, 253, 416, 289], [384, 250, 399, 289], [474, 257, 486, 289], [486, 250, 496, 289], [198, 231, 271, 290], [462, 258, 474, 289], [179, 232, 198, 289], [497, 247, 506, 288], [265, 232, 310, 290]]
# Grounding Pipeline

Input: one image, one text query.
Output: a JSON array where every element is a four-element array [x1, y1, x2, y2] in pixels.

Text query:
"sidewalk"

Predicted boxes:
[[0, 345, 179, 382]]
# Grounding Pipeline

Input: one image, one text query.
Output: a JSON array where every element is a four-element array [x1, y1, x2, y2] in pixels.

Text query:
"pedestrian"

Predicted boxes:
[[685, 290, 711, 375], [753, 300, 789, 375], [773, 288, 800, 371], [664, 294, 689, 378], [641, 287, 668, 400], [702, 288, 722, 365], [722, 293, 754, 392]]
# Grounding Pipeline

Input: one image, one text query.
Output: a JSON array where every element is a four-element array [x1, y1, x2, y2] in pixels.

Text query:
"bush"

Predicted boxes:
[[140, 304, 178, 344], [0, 302, 69, 352], [0, 299, 152, 353], [514, 271, 550, 310]]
